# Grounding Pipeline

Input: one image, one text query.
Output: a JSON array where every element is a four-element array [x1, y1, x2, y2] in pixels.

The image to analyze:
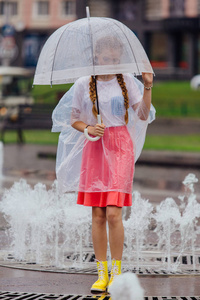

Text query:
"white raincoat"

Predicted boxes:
[[52, 74, 155, 194]]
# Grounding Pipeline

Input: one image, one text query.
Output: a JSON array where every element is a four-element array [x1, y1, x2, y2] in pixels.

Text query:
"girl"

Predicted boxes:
[[52, 37, 154, 293]]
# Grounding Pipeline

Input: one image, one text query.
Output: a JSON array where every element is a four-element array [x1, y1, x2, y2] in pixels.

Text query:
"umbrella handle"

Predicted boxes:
[[84, 114, 101, 142]]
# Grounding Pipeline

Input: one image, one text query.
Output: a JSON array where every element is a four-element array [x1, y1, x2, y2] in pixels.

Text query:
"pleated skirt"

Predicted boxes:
[[77, 126, 134, 207]]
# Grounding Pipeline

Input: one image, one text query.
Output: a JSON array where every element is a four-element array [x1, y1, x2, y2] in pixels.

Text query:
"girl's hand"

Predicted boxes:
[[142, 72, 153, 87], [88, 123, 106, 137]]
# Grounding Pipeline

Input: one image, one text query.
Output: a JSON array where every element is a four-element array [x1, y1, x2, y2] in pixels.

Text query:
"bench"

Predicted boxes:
[[0, 104, 55, 143]]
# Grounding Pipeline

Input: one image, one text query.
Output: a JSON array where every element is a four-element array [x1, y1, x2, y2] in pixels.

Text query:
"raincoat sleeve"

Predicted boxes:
[[70, 79, 83, 124], [52, 80, 83, 131], [51, 84, 75, 132], [126, 74, 156, 162], [51, 83, 86, 193]]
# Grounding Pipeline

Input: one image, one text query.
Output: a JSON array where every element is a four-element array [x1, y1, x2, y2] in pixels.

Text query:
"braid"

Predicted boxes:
[[89, 76, 98, 119], [116, 74, 129, 124]]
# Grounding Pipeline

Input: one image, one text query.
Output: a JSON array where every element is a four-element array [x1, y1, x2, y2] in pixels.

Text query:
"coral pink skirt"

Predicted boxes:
[[77, 126, 134, 207]]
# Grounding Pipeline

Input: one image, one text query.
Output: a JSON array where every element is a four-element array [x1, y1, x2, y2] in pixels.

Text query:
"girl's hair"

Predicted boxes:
[[89, 76, 98, 119], [89, 74, 129, 124], [116, 74, 129, 124]]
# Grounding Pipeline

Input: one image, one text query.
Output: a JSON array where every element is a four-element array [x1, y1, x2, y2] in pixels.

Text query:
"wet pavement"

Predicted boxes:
[[0, 120, 200, 297], [1, 265, 200, 296]]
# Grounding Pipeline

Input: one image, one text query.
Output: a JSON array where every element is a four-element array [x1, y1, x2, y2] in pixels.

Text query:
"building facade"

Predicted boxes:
[[110, 0, 200, 79], [0, 0, 199, 79], [0, 0, 77, 67]]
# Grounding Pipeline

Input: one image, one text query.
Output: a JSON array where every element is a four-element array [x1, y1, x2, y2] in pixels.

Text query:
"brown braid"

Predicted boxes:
[[89, 74, 129, 124], [89, 76, 98, 119], [116, 74, 129, 124]]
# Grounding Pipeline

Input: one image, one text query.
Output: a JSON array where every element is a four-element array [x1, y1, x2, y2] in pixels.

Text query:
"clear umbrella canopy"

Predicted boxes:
[[33, 17, 153, 85]]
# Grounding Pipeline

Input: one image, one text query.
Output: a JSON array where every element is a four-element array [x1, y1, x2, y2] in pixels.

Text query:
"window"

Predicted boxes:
[[149, 33, 168, 68], [170, 0, 185, 17], [145, 0, 162, 21], [0, 1, 18, 16], [61, 0, 76, 16], [36, 1, 49, 16], [117, 0, 137, 21], [177, 34, 189, 69]]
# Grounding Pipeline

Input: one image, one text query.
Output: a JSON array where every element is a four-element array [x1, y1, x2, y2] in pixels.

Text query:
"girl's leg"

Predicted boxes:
[[92, 207, 107, 260], [106, 205, 124, 291], [106, 206, 124, 260], [91, 207, 109, 292]]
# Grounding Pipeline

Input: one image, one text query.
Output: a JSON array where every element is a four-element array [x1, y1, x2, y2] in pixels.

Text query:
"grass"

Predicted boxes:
[[2, 130, 200, 153], [2, 130, 59, 145], [144, 134, 200, 152], [31, 84, 72, 104], [2, 80, 199, 152], [31, 80, 200, 118], [152, 81, 200, 117]]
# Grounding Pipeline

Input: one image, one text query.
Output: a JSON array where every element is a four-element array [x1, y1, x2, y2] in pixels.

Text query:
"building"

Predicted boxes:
[[88, 0, 200, 79], [0, 0, 199, 79], [0, 0, 78, 67], [122, 0, 200, 79]]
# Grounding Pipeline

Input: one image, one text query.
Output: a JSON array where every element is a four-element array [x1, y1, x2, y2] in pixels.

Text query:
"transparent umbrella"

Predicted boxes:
[[33, 8, 154, 141]]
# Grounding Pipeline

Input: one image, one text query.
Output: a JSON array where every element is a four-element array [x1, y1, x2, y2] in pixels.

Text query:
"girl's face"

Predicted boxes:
[[96, 48, 121, 66]]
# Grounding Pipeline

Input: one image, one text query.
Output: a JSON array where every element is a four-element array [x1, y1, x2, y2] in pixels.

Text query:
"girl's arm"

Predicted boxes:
[[72, 121, 105, 137], [71, 107, 105, 137], [132, 72, 153, 121]]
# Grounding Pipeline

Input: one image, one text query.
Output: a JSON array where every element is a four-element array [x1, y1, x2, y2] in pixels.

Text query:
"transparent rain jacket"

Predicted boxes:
[[52, 74, 155, 193]]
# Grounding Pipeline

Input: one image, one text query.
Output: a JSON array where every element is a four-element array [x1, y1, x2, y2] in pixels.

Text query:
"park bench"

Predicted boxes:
[[0, 103, 55, 143]]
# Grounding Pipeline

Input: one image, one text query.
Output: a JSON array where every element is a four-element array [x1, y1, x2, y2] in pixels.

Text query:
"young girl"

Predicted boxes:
[[52, 38, 154, 293]]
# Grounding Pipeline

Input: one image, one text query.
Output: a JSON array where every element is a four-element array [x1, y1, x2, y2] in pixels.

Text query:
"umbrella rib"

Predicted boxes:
[[87, 12, 95, 75], [50, 23, 74, 85], [87, 15, 100, 114]]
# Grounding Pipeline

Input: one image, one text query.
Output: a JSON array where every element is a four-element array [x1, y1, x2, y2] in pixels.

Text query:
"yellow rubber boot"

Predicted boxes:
[[107, 259, 121, 293], [91, 261, 109, 293]]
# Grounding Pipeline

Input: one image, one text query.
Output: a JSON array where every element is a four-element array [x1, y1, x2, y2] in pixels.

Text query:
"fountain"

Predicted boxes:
[[153, 197, 181, 270], [179, 174, 200, 271], [124, 191, 153, 269], [0, 173, 200, 274], [0, 179, 91, 268]]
